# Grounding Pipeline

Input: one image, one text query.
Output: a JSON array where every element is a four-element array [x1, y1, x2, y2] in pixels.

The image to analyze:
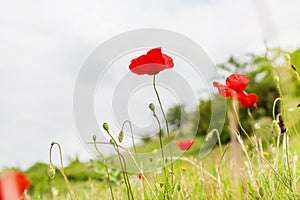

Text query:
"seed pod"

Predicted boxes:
[[148, 103, 155, 111], [272, 120, 281, 135], [109, 139, 116, 145], [118, 130, 124, 143], [92, 135, 97, 142], [48, 163, 56, 179], [103, 123, 109, 131]]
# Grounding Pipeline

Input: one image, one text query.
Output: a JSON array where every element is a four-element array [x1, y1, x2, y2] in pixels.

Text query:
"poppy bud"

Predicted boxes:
[[177, 184, 181, 191], [148, 103, 155, 111], [92, 135, 97, 142], [109, 139, 116, 145], [273, 76, 280, 84], [159, 182, 164, 188], [103, 123, 109, 131], [48, 163, 56, 179], [272, 120, 281, 135], [118, 130, 124, 143]]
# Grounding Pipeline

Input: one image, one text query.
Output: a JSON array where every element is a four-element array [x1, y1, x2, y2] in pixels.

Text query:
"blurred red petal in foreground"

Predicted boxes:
[[0, 172, 30, 200]]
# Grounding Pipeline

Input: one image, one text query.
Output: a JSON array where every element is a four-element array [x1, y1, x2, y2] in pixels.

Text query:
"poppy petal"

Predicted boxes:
[[226, 74, 249, 92], [213, 82, 237, 99], [175, 140, 194, 150], [237, 91, 258, 108], [129, 47, 174, 75]]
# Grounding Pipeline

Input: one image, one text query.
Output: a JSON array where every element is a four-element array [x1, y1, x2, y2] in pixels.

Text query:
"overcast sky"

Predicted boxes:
[[1, 0, 300, 170]]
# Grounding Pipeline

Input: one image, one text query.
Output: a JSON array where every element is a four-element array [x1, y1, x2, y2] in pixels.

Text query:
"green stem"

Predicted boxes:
[[93, 141, 115, 200], [152, 110, 166, 176], [105, 130, 134, 200], [284, 133, 293, 191], [153, 75, 174, 184], [209, 129, 223, 152], [49, 142, 79, 200], [125, 146, 158, 200], [122, 120, 138, 155], [272, 98, 283, 120]]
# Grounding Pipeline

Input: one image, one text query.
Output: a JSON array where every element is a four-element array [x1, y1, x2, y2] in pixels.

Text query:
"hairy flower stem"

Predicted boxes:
[[105, 130, 134, 200], [49, 142, 79, 200], [122, 120, 138, 156], [152, 110, 166, 177], [92, 141, 114, 200], [153, 75, 174, 184]]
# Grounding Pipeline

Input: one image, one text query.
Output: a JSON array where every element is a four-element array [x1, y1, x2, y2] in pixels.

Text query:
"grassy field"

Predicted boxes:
[[2, 49, 300, 199]]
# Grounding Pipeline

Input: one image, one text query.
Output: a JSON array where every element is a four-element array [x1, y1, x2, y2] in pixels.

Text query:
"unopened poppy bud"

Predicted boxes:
[[118, 130, 124, 143], [273, 76, 280, 84], [103, 123, 109, 131], [92, 135, 97, 142], [109, 139, 116, 145], [148, 103, 155, 111], [48, 163, 56, 179], [177, 184, 181, 191], [159, 182, 164, 188], [272, 120, 281, 135]]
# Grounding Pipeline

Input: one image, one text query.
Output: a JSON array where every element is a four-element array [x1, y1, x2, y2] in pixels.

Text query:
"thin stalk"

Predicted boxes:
[[122, 120, 137, 154], [49, 142, 79, 200], [153, 75, 174, 184], [105, 130, 134, 200], [284, 133, 293, 191], [209, 129, 223, 152], [152, 110, 166, 176], [125, 147, 158, 200], [272, 98, 283, 120], [93, 141, 115, 200]]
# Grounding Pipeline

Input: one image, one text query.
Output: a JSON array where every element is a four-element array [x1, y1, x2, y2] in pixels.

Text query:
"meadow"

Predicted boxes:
[[1, 48, 300, 200]]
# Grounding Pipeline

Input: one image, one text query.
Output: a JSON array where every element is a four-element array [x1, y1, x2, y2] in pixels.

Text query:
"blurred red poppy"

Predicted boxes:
[[237, 91, 258, 108], [129, 47, 174, 75], [0, 172, 30, 200], [137, 174, 143, 181], [213, 74, 258, 108], [175, 140, 194, 150]]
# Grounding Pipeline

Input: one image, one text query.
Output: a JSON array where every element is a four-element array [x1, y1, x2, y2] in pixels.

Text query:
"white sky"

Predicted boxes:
[[0, 0, 300, 169]]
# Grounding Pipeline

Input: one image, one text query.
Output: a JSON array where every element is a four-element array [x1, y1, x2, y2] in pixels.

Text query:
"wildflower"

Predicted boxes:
[[0, 172, 30, 200], [129, 47, 174, 75], [137, 174, 144, 180], [175, 140, 194, 150], [213, 74, 258, 108]]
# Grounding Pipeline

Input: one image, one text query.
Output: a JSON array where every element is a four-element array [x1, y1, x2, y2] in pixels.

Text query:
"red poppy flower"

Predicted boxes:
[[129, 47, 174, 75], [213, 74, 258, 108], [175, 140, 194, 150], [0, 172, 30, 200], [237, 91, 258, 108], [137, 174, 143, 181]]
